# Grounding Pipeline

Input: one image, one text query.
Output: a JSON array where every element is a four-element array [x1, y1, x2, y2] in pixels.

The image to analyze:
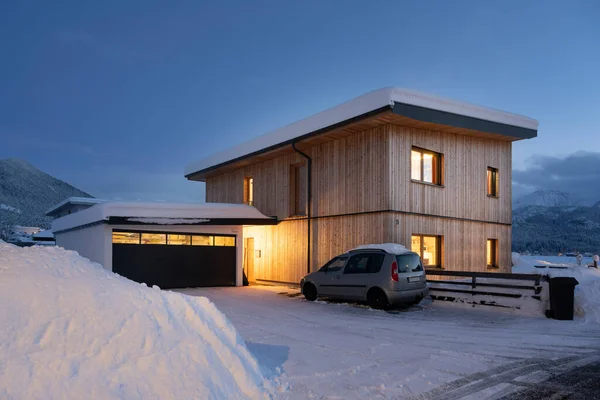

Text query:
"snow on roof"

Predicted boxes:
[[45, 197, 107, 216], [52, 201, 274, 232], [351, 243, 412, 255], [185, 87, 539, 176], [32, 229, 54, 239]]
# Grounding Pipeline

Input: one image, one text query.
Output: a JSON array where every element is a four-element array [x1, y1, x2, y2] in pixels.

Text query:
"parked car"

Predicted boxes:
[[300, 247, 428, 309]]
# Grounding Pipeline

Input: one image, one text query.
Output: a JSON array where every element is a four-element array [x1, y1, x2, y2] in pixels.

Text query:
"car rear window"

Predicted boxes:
[[396, 254, 423, 272]]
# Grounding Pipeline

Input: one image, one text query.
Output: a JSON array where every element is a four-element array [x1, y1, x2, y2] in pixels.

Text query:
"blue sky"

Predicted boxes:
[[1, 0, 599, 202]]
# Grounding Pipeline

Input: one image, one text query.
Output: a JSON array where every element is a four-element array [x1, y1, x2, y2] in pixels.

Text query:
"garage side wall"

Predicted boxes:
[[54, 224, 111, 269]]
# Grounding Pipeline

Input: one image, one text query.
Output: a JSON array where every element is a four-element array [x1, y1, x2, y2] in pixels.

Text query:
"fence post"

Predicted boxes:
[[472, 276, 476, 289]]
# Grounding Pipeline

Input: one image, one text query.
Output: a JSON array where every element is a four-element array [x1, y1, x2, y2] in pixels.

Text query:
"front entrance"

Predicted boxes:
[[244, 237, 255, 283]]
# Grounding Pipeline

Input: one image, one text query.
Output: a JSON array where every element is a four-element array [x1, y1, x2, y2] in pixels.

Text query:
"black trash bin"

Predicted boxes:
[[547, 277, 579, 320]]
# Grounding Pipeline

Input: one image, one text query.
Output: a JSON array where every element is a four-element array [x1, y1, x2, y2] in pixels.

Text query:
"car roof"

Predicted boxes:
[[344, 249, 420, 257]]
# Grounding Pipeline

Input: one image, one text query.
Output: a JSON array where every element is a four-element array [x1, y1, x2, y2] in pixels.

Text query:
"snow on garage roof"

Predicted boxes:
[[46, 197, 107, 216], [52, 201, 276, 233], [184, 87, 539, 177]]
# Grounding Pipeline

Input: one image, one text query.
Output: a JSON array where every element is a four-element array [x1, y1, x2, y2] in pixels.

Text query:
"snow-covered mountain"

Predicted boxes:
[[513, 190, 600, 254], [0, 158, 92, 238], [513, 190, 584, 208]]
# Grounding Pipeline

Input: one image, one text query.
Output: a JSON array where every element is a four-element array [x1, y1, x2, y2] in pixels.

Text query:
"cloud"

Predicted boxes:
[[512, 151, 600, 203]]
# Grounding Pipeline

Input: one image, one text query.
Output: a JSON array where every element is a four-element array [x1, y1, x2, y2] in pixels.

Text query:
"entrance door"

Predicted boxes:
[[244, 237, 255, 283]]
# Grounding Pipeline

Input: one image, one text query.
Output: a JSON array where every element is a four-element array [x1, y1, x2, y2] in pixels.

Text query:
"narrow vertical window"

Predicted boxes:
[[290, 164, 307, 216], [487, 239, 498, 269], [411, 234, 442, 268], [487, 167, 498, 197], [244, 177, 254, 206], [411, 147, 442, 185]]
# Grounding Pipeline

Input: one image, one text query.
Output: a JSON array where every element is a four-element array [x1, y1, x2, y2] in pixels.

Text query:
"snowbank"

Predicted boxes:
[[352, 243, 410, 255], [0, 242, 272, 399], [512, 253, 600, 324]]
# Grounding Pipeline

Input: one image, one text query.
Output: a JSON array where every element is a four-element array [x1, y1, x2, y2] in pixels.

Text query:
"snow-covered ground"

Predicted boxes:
[[513, 253, 600, 324], [179, 286, 600, 400], [0, 242, 272, 399]]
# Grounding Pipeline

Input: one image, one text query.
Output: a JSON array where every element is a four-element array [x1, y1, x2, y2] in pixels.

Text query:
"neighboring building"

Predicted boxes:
[[51, 201, 275, 288], [32, 229, 56, 246], [6, 225, 41, 247], [185, 87, 538, 285], [45, 197, 106, 218]]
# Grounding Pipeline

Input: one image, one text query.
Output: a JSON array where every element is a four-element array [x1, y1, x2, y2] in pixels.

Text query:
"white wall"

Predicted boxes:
[[108, 224, 244, 286], [55, 224, 110, 269]]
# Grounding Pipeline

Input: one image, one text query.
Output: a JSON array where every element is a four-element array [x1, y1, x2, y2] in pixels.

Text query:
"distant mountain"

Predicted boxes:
[[0, 158, 92, 238], [513, 190, 584, 208], [513, 190, 600, 254]]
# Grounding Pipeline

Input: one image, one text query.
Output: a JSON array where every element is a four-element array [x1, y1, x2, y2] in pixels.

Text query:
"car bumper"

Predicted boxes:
[[384, 287, 428, 305]]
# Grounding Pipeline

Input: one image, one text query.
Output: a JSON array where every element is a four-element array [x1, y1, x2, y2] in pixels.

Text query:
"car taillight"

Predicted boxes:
[[391, 261, 399, 282]]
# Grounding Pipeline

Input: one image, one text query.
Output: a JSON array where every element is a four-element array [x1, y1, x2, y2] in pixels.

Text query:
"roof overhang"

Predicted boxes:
[[185, 87, 538, 182], [52, 201, 277, 234]]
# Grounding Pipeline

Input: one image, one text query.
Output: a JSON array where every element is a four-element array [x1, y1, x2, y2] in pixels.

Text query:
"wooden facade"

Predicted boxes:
[[206, 121, 515, 284]]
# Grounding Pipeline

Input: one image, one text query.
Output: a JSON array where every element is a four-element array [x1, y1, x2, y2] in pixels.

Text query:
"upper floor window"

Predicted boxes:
[[411, 147, 442, 185], [244, 177, 254, 206], [290, 163, 307, 216], [487, 239, 498, 269], [411, 234, 442, 268], [487, 167, 498, 197]]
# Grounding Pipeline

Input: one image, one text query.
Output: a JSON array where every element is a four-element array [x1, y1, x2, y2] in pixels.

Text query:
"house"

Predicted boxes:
[[185, 87, 538, 285], [50, 201, 275, 288], [45, 196, 107, 218]]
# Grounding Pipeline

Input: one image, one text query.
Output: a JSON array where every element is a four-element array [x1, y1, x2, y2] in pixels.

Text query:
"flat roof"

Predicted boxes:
[[52, 201, 276, 233], [184, 87, 538, 178], [46, 197, 107, 216]]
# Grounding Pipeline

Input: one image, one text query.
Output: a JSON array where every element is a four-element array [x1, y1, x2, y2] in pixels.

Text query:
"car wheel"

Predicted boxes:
[[303, 283, 317, 301], [367, 288, 390, 310]]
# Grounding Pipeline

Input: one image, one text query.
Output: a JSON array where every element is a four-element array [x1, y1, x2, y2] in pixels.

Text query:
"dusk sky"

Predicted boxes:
[[1, 1, 599, 202]]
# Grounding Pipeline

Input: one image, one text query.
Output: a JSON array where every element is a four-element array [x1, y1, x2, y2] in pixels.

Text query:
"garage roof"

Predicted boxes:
[[52, 201, 277, 233], [184, 87, 539, 179]]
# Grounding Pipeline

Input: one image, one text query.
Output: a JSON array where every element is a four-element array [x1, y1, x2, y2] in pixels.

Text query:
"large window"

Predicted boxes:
[[411, 234, 441, 268], [244, 177, 254, 206], [487, 167, 499, 197], [487, 239, 498, 269], [411, 147, 442, 185], [112, 231, 235, 247]]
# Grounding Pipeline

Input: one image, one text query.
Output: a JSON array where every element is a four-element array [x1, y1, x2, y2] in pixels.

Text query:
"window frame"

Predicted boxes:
[[411, 147, 443, 186], [487, 238, 499, 269], [411, 234, 443, 269], [244, 176, 254, 206], [487, 167, 499, 198], [112, 229, 236, 247], [343, 254, 371, 275]]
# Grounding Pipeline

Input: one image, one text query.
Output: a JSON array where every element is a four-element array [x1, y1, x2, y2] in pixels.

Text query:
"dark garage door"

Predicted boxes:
[[112, 231, 236, 289]]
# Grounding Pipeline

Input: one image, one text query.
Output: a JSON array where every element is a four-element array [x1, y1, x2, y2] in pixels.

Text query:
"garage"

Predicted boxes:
[[112, 231, 237, 288], [50, 201, 277, 288]]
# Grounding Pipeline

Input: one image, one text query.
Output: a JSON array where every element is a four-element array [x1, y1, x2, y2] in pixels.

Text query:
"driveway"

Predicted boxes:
[[177, 286, 600, 400]]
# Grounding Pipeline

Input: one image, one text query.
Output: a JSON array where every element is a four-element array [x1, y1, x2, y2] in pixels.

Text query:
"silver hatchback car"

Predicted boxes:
[[300, 248, 428, 309]]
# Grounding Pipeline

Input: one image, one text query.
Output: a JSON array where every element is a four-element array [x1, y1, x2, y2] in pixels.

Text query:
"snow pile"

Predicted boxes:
[[352, 243, 410, 255], [0, 242, 272, 399], [512, 253, 600, 324]]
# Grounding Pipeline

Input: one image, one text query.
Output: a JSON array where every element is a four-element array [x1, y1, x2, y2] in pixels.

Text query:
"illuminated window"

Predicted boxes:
[[411, 147, 442, 185], [168, 234, 190, 245], [244, 177, 254, 206], [487, 167, 499, 197], [112, 231, 140, 244], [487, 239, 498, 268], [192, 235, 213, 246], [411, 234, 441, 268], [141, 233, 166, 245], [214, 236, 235, 247]]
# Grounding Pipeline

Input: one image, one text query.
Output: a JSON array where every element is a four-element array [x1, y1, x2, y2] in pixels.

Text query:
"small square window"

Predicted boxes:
[[411, 234, 442, 268]]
